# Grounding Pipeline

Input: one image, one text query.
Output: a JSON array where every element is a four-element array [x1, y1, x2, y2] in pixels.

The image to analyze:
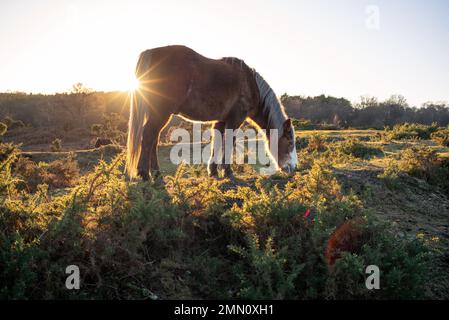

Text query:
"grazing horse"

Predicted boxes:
[[126, 45, 297, 180]]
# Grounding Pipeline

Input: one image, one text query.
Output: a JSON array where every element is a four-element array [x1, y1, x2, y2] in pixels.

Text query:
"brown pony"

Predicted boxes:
[[126, 45, 297, 180]]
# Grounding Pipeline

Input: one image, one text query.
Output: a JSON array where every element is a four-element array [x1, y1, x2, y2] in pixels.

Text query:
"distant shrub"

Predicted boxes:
[[0, 122, 7, 136], [2, 116, 25, 130], [94, 138, 113, 148], [292, 119, 339, 131], [396, 146, 439, 181], [378, 161, 401, 189], [15, 155, 79, 192], [90, 113, 127, 145], [50, 138, 62, 152], [431, 128, 449, 147], [335, 138, 383, 159], [14, 157, 42, 191], [91, 123, 103, 136], [292, 118, 315, 130], [383, 123, 439, 141], [297, 137, 378, 170], [383, 146, 449, 195], [307, 134, 328, 152], [44, 156, 80, 188], [319, 123, 340, 130]]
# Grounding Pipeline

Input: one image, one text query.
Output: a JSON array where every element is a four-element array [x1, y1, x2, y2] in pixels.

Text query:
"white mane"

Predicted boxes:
[[254, 72, 288, 134]]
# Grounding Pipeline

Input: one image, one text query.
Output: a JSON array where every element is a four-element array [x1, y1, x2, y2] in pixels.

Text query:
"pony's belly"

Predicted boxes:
[[176, 112, 221, 123]]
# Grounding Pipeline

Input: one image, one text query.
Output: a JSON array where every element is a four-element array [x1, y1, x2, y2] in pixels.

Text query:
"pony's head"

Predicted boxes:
[[276, 118, 298, 174], [253, 71, 298, 174]]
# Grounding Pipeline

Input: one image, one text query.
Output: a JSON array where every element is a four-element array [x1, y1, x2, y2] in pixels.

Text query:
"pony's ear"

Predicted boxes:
[[283, 119, 292, 135]]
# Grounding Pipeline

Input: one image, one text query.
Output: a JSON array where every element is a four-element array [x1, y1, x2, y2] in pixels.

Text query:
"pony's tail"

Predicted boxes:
[[126, 90, 148, 179], [126, 52, 151, 179]]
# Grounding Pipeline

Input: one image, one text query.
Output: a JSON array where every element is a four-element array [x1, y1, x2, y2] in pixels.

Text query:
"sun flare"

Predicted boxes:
[[127, 77, 141, 92]]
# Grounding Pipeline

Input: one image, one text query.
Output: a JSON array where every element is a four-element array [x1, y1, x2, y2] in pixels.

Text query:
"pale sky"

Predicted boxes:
[[0, 0, 448, 107]]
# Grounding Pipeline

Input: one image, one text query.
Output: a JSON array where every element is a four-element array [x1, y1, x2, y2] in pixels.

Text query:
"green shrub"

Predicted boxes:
[[431, 128, 449, 147], [292, 118, 315, 130], [325, 224, 430, 299], [0, 122, 7, 136], [0, 140, 436, 299], [50, 138, 62, 152], [378, 161, 401, 189], [15, 155, 80, 192], [383, 123, 439, 141], [336, 138, 383, 159], [2, 116, 25, 130], [383, 146, 449, 196], [396, 146, 439, 180], [307, 134, 328, 152], [0, 233, 46, 299], [90, 113, 127, 145]]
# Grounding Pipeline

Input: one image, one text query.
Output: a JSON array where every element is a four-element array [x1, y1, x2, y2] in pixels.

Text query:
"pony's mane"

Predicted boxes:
[[221, 57, 288, 134], [254, 71, 288, 134]]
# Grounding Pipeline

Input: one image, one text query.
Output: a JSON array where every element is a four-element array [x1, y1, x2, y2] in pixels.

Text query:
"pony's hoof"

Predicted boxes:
[[152, 173, 164, 184], [208, 164, 219, 177], [223, 170, 235, 181], [138, 171, 150, 181], [151, 170, 161, 178], [208, 169, 219, 178]]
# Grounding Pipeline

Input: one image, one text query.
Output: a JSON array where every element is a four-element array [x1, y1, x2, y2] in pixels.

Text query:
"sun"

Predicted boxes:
[[127, 76, 140, 92]]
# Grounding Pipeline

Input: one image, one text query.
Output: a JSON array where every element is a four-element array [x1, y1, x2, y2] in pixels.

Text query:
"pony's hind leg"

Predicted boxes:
[[208, 121, 225, 177], [137, 115, 170, 181], [137, 123, 151, 181]]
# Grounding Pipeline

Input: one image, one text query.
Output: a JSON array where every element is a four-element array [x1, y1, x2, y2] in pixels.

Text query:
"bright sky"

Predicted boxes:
[[0, 0, 448, 106]]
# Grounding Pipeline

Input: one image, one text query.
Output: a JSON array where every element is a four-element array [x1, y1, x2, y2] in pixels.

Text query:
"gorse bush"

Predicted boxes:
[[0, 122, 7, 136], [0, 139, 434, 299], [291, 119, 339, 131], [396, 146, 439, 180], [1, 116, 25, 130], [396, 146, 449, 194], [335, 138, 383, 159], [379, 145, 449, 197], [15, 156, 79, 192], [382, 123, 439, 141], [50, 138, 62, 152], [292, 118, 315, 130], [297, 137, 384, 172], [431, 127, 449, 147], [306, 134, 328, 152], [90, 112, 127, 145]]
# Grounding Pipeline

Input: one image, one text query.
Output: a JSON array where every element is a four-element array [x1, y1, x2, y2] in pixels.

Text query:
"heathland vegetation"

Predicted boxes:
[[1, 89, 449, 299]]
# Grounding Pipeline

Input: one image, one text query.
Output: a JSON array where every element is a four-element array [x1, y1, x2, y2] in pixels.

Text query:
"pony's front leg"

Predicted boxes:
[[222, 128, 235, 179], [208, 121, 225, 177], [222, 114, 246, 178]]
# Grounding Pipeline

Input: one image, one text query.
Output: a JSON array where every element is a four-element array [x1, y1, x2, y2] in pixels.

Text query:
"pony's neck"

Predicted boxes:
[[251, 72, 287, 138], [251, 106, 286, 140]]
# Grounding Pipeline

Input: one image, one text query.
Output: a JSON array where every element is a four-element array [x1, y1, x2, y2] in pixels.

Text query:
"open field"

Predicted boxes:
[[3, 125, 448, 299], [21, 130, 449, 245]]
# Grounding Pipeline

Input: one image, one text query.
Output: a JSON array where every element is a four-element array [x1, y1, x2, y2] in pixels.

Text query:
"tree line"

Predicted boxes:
[[1, 90, 448, 133], [281, 94, 449, 128]]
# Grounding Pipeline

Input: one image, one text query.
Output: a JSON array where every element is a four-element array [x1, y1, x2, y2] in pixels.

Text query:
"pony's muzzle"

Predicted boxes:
[[281, 164, 295, 174]]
